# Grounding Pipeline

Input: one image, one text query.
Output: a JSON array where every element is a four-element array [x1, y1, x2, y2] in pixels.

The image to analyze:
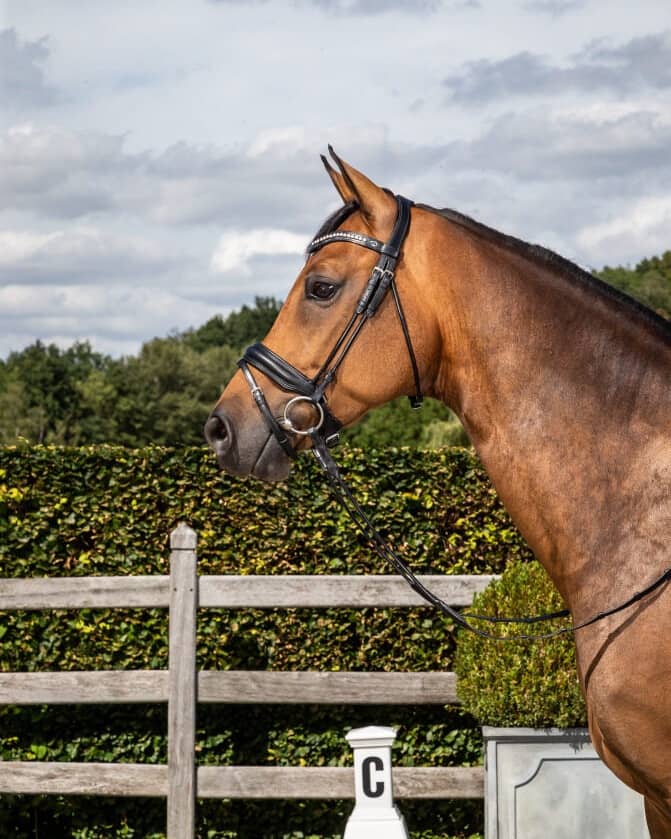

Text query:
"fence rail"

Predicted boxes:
[[0, 762, 485, 800], [0, 523, 495, 837], [0, 670, 460, 705], [0, 572, 492, 610]]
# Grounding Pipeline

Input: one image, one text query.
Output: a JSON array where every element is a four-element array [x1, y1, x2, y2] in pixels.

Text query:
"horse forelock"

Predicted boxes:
[[307, 201, 359, 253]]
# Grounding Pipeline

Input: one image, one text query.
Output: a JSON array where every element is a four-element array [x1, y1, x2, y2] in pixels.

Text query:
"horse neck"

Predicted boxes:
[[422, 213, 671, 615]]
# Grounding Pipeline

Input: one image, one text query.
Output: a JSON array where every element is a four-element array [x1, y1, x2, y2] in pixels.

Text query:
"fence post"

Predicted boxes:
[[167, 523, 198, 839]]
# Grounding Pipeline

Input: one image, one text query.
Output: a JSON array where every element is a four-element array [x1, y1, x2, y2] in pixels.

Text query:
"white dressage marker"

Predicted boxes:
[[343, 726, 409, 839]]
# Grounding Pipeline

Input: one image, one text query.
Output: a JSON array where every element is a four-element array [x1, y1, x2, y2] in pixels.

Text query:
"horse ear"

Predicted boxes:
[[325, 146, 396, 228], [321, 153, 356, 204]]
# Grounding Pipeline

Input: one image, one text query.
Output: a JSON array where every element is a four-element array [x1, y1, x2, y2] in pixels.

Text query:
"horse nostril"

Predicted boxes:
[[204, 411, 233, 454]]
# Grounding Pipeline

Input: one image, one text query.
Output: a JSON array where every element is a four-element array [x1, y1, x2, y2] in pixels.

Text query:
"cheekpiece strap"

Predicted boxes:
[[238, 192, 420, 464]]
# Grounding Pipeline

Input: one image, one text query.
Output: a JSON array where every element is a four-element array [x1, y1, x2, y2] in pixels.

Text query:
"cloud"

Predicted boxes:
[[307, 0, 444, 13], [0, 122, 434, 232], [395, 98, 671, 267], [208, 0, 457, 12], [0, 226, 177, 285], [2, 3, 670, 363], [2, 110, 668, 300], [0, 28, 59, 110], [443, 31, 671, 103], [580, 31, 671, 89], [0, 123, 335, 229], [576, 195, 671, 265], [448, 107, 671, 181], [0, 284, 217, 358], [0, 124, 130, 218], [210, 229, 308, 275], [522, 0, 584, 16]]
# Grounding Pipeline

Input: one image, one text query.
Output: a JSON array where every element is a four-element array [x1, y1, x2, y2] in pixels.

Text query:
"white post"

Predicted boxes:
[[343, 726, 409, 839]]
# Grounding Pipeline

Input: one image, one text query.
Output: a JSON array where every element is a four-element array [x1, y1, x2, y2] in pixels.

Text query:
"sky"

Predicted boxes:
[[1, 0, 670, 358]]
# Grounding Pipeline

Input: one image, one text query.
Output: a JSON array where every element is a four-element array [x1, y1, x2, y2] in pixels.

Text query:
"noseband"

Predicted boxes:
[[238, 194, 422, 460]]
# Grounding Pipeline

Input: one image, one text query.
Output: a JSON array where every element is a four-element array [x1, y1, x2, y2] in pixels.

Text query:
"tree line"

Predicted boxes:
[[1, 251, 669, 449], [0, 298, 280, 448]]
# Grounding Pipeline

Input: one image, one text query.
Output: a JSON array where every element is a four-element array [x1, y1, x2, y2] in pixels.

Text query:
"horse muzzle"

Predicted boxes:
[[204, 399, 294, 482]]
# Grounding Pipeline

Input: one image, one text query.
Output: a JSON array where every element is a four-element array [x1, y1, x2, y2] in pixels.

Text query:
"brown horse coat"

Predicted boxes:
[[207, 152, 671, 836]]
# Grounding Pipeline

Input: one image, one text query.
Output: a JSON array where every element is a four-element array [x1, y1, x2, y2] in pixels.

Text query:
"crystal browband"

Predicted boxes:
[[306, 230, 386, 255]]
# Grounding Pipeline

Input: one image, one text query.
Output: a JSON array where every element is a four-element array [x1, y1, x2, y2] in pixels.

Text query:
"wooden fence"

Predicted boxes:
[[0, 523, 495, 838]]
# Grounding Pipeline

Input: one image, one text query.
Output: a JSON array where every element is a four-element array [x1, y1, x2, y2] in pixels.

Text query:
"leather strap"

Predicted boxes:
[[238, 192, 422, 460], [238, 361, 298, 460], [242, 343, 315, 397], [239, 345, 344, 449], [306, 195, 422, 408]]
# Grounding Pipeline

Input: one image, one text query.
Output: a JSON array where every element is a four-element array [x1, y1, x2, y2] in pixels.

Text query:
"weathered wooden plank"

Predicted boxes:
[[0, 573, 495, 611], [394, 766, 484, 799], [196, 765, 484, 799], [0, 762, 167, 797], [0, 670, 459, 706], [198, 670, 459, 705], [197, 766, 353, 799], [0, 576, 170, 610], [0, 671, 168, 704], [0, 762, 484, 800], [199, 574, 497, 608], [167, 523, 198, 839]]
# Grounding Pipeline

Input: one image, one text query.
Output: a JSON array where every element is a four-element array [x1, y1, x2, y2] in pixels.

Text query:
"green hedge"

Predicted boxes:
[[454, 560, 586, 728], [0, 443, 527, 578], [0, 444, 533, 838]]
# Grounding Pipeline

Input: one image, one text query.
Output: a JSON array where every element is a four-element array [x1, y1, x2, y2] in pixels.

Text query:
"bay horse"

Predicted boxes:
[[205, 149, 671, 836]]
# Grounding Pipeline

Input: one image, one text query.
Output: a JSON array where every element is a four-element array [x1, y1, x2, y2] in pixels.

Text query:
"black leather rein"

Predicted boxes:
[[236, 194, 671, 641]]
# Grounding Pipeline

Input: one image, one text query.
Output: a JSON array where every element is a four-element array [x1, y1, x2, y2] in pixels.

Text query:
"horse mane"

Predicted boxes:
[[419, 203, 671, 342]]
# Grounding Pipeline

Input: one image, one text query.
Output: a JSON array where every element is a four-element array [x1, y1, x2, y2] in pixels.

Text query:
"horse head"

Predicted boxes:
[[205, 148, 440, 480]]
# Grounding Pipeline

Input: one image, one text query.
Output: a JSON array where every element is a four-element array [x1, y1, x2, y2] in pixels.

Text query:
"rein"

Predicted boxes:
[[238, 193, 671, 641], [311, 440, 671, 641]]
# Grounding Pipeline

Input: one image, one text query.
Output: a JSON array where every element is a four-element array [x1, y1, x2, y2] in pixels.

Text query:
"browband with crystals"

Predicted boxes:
[[306, 230, 386, 255]]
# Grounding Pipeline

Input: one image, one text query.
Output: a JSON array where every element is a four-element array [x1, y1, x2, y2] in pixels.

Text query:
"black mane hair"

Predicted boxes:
[[419, 203, 671, 341]]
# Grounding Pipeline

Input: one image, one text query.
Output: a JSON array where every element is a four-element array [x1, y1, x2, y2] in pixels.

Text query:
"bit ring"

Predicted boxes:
[[281, 395, 325, 437]]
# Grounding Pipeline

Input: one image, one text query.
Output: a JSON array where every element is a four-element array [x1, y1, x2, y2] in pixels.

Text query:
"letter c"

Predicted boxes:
[[362, 756, 384, 798]]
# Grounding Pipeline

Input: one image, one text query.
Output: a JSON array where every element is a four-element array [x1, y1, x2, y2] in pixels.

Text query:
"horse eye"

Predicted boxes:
[[307, 278, 339, 301]]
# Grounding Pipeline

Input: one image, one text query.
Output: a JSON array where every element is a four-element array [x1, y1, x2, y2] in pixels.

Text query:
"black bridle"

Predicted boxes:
[[238, 194, 422, 460], [237, 194, 671, 640]]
